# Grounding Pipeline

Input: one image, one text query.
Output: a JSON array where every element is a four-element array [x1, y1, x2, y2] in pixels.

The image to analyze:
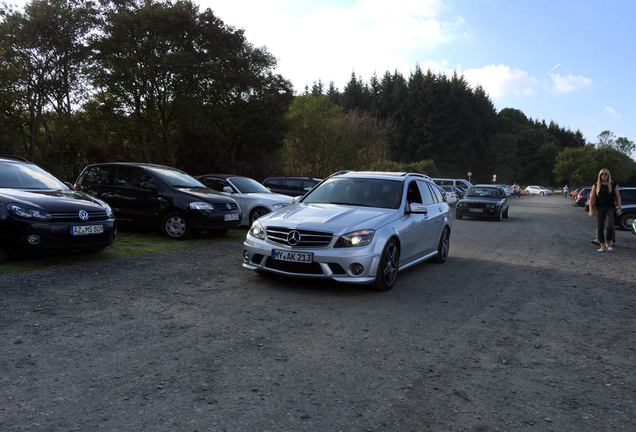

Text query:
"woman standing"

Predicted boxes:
[[588, 169, 622, 252]]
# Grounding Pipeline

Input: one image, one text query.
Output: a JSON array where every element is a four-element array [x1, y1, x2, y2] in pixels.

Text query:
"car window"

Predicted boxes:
[[145, 166, 205, 188], [427, 183, 444, 203], [406, 181, 423, 205], [263, 179, 281, 188], [0, 162, 67, 190], [466, 187, 500, 198], [283, 179, 302, 192], [200, 177, 230, 192], [84, 165, 114, 186], [302, 180, 318, 192], [303, 177, 402, 209], [115, 166, 155, 189], [416, 181, 435, 205], [231, 177, 270, 194]]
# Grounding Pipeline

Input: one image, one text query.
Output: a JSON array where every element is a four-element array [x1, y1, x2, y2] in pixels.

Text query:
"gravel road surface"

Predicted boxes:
[[1, 196, 635, 431]]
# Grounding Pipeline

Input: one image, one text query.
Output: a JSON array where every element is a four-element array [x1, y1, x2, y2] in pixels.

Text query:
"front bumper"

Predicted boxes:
[[242, 236, 382, 284], [456, 208, 500, 218]]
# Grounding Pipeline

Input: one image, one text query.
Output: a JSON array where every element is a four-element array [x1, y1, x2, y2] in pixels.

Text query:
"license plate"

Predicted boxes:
[[469, 208, 484, 212], [271, 249, 313, 263], [71, 225, 104, 236], [224, 213, 239, 221]]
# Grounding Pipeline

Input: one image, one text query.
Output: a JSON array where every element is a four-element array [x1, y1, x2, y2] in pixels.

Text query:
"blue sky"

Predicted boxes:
[[205, 0, 635, 151]]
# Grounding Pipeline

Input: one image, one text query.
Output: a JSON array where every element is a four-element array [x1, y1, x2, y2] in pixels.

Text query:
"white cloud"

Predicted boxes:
[[550, 73, 592, 94], [604, 107, 621, 118], [460, 65, 537, 99], [204, 0, 459, 91]]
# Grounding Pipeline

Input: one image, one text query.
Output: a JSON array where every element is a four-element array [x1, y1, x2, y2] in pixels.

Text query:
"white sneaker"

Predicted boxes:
[[591, 238, 600, 245]]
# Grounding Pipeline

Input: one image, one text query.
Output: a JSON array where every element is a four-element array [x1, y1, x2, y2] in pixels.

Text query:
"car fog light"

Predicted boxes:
[[27, 235, 40, 245], [243, 250, 249, 262], [351, 263, 364, 276]]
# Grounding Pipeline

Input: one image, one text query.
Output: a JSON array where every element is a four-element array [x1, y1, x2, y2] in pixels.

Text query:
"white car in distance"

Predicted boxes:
[[195, 174, 293, 226]]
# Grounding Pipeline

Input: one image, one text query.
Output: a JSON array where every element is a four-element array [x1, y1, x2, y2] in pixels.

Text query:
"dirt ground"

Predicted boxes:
[[1, 196, 635, 431]]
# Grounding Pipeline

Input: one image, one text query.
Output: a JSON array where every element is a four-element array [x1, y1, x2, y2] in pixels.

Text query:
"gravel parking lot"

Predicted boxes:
[[1, 196, 635, 431]]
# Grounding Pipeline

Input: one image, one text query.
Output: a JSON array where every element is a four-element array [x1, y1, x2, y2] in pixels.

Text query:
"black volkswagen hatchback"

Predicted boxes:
[[74, 163, 242, 239], [0, 156, 117, 262]]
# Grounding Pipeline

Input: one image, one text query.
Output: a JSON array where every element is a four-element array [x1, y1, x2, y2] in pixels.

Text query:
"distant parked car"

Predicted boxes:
[[195, 174, 293, 226], [586, 186, 636, 213], [1, 156, 117, 262], [441, 185, 464, 200], [499, 185, 512, 196], [525, 186, 553, 196], [262, 176, 322, 197], [439, 185, 458, 204], [433, 178, 473, 190], [575, 187, 592, 207], [75, 163, 242, 240], [455, 184, 510, 221]]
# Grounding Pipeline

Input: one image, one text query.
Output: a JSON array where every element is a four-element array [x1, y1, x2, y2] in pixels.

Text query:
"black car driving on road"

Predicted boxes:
[[455, 184, 510, 221], [0, 156, 117, 262], [74, 163, 242, 240]]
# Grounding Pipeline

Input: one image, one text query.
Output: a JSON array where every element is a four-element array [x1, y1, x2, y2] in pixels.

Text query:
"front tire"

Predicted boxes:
[[161, 212, 191, 240], [370, 239, 399, 292], [503, 206, 509, 218], [0, 247, 8, 263], [433, 228, 450, 263], [249, 207, 271, 225], [496, 209, 503, 221], [619, 212, 635, 231]]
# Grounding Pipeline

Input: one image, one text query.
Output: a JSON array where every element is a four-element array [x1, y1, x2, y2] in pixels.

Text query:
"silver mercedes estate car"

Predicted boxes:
[[242, 171, 452, 291]]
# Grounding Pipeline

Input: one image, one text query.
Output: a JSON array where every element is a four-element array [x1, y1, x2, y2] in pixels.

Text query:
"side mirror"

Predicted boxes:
[[223, 186, 233, 193], [140, 181, 157, 191], [292, 196, 302, 204], [408, 203, 428, 214]]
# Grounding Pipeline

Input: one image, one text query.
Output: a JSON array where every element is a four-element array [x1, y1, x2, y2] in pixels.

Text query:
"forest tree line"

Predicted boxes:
[[1, 0, 634, 187]]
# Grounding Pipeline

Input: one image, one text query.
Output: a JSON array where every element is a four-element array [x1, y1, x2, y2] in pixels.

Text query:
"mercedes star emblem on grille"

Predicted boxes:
[[79, 210, 89, 221], [287, 230, 301, 245], [226, 203, 231, 210]]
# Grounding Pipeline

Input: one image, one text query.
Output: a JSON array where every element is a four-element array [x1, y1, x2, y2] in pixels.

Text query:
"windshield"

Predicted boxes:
[[302, 178, 403, 209], [465, 187, 501, 198], [0, 162, 69, 190], [231, 177, 271, 194], [145, 166, 206, 188]]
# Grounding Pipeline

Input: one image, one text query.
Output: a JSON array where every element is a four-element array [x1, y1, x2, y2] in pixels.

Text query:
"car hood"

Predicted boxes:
[[242, 192, 294, 204], [176, 187, 238, 204], [259, 203, 397, 234], [0, 189, 109, 211]]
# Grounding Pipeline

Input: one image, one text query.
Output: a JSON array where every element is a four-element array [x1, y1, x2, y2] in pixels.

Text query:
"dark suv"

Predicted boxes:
[[262, 176, 322, 197], [75, 163, 242, 239], [0, 156, 117, 262]]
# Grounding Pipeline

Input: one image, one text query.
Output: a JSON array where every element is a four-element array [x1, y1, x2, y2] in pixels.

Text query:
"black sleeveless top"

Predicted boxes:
[[595, 181, 617, 209]]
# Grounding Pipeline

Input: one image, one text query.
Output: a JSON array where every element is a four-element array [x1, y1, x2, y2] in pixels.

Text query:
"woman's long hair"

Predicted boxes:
[[596, 168, 612, 193]]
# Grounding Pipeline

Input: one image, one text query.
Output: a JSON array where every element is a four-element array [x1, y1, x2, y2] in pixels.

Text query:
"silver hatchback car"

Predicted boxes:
[[242, 171, 452, 291]]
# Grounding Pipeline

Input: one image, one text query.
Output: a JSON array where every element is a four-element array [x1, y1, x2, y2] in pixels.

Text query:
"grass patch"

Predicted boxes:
[[0, 228, 248, 275]]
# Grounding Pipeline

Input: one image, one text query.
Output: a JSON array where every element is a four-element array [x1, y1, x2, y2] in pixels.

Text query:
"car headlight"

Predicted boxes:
[[105, 204, 114, 218], [272, 203, 289, 210], [8, 204, 52, 220], [190, 202, 215, 210], [334, 229, 374, 248], [249, 220, 265, 240]]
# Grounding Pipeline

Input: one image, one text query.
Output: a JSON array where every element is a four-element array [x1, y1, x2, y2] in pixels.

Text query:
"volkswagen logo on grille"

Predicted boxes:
[[226, 203, 232, 210], [79, 210, 89, 221], [287, 230, 301, 245]]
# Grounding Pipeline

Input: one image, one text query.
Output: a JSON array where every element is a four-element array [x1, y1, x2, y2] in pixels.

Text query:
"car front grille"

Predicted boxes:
[[266, 226, 333, 247], [221, 203, 238, 211], [51, 210, 110, 222]]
